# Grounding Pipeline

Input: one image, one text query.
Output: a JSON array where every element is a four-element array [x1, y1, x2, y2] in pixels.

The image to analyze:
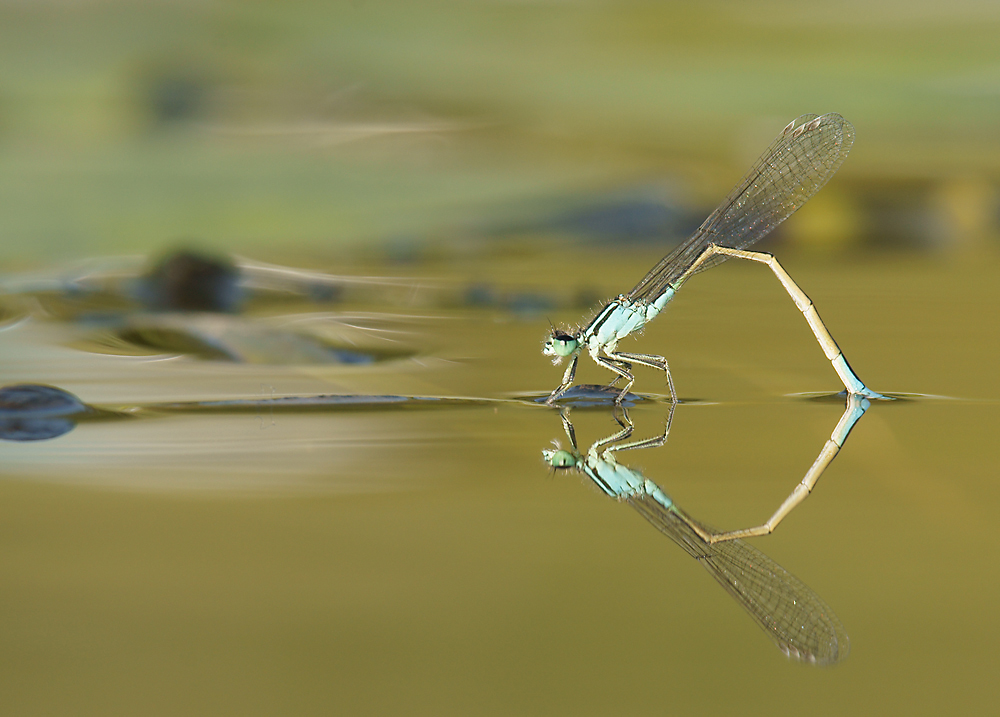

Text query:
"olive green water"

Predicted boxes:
[[3, 0, 1000, 713], [1, 249, 998, 715]]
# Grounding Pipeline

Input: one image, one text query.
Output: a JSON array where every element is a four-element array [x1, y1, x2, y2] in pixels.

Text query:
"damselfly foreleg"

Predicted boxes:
[[545, 353, 580, 405]]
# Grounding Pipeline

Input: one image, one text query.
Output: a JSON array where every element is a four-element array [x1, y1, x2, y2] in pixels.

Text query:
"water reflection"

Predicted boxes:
[[0, 250, 412, 316], [0, 250, 424, 365], [0, 382, 492, 443], [543, 395, 870, 665], [0, 384, 92, 441]]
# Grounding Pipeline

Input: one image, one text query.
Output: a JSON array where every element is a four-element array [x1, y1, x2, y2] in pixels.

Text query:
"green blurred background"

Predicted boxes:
[[1, 0, 998, 265]]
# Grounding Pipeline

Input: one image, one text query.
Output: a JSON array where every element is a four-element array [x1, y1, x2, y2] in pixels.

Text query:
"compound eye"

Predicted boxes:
[[548, 332, 578, 356], [545, 449, 576, 468]]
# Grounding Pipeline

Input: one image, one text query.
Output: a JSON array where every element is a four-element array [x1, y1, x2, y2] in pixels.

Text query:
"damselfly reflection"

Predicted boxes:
[[543, 397, 870, 665]]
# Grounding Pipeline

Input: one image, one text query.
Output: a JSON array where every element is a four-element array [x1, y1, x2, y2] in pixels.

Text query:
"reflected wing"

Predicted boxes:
[[626, 493, 849, 666], [629, 113, 854, 302]]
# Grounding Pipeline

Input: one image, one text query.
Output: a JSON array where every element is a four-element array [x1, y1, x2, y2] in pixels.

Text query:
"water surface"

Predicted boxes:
[[1, 249, 997, 715]]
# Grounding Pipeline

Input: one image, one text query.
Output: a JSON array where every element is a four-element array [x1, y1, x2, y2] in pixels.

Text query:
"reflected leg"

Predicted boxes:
[[699, 394, 870, 544], [602, 402, 677, 454]]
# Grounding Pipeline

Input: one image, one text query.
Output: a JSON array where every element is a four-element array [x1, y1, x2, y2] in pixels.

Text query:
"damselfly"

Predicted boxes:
[[544, 113, 883, 404]]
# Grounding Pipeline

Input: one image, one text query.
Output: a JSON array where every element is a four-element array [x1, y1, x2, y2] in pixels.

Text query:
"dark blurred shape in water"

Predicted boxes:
[[0, 417, 76, 442], [139, 249, 244, 313], [381, 235, 426, 265], [140, 70, 208, 127], [850, 177, 1000, 251], [0, 250, 355, 322], [0, 384, 88, 418], [462, 283, 555, 317], [506, 292, 555, 316], [491, 186, 702, 245], [116, 324, 242, 361], [463, 283, 497, 308], [546, 195, 699, 244], [0, 380, 492, 442], [0, 300, 23, 327], [531, 384, 647, 407], [0, 250, 425, 364], [859, 186, 948, 251], [107, 316, 391, 365], [0, 384, 89, 442]]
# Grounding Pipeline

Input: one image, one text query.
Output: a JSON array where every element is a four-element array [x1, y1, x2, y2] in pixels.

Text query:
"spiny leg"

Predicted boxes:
[[593, 354, 635, 404], [605, 359, 632, 388], [678, 243, 883, 400], [591, 408, 635, 452], [546, 353, 580, 405], [700, 394, 870, 544], [604, 402, 677, 454], [612, 350, 678, 403], [556, 407, 579, 450], [609, 405, 633, 434]]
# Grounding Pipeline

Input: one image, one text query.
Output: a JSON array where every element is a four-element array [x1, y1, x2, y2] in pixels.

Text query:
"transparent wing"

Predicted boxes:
[[629, 113, 855, 302], [626, 492, 849, 665]]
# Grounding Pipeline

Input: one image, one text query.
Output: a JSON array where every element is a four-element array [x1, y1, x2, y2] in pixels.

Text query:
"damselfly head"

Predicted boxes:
[[542, 446, 577, 470], [543, 328, 580, 363]]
